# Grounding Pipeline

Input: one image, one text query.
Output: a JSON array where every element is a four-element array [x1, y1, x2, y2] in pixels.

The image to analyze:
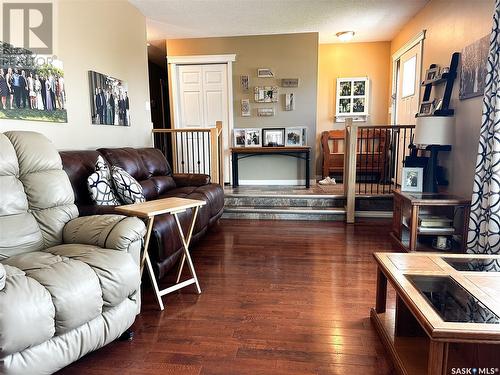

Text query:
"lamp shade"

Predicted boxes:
[[414, 116, 455, 146]]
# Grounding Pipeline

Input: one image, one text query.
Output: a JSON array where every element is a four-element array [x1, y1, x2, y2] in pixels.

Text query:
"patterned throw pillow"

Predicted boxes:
[[111, 166, 146, 204], [87, 156, 121, 205]]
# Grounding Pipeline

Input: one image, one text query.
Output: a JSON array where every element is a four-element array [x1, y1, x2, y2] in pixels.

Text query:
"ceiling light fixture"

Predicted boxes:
[[336, 31, 355, 42]]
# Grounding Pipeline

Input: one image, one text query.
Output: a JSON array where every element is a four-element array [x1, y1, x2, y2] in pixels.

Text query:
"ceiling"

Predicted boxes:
[[130, 0, 429, 44]]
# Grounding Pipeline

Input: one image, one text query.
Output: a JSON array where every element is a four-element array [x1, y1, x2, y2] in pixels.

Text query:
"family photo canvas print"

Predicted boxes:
[[89, 70, 130, 126], [0, 42, 67, 123], [460, 34, 489, 100]]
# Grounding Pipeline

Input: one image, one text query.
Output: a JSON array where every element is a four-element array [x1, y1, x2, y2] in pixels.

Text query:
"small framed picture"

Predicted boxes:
[[418, 100, 435, 116], [257, 68, 274, 78], [262, 128, 285, 147], [245, 128, 261, 147], [240, 75, 249, 91], [286, 128, 302, 146], [285, 93, 295, 111], [433, 98, 443, 112], [234, 129, 246, 147], [257, 108, 274, 116], [281, 78, 299, 87], [424, 67, 440, 83], [401, 167, 424, 192], [241, 99, 250, 117], [301, 127, 307, 146], [254, 86, 278, 103]]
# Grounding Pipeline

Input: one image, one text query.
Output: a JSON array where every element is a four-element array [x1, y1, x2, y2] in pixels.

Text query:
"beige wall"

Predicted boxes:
[[391, 0, 495, 197], [316, 41, 391, 175], [167, 33, 318, 183], [1, 0, 152, 150]]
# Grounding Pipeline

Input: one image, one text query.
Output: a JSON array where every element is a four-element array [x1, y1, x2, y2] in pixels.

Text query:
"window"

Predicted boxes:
[[401, 55, 417, 98]]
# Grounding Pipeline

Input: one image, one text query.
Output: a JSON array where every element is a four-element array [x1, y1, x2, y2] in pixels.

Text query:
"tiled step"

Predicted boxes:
[[224, 195, 345, 208]]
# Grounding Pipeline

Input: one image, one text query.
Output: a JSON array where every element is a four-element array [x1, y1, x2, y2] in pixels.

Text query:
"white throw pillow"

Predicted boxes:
[[111, 166, 146, 204], [87, 155, 120, 205]]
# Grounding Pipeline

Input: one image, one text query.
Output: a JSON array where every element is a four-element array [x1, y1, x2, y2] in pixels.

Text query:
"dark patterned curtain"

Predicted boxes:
[[467, 0, 500, 254]]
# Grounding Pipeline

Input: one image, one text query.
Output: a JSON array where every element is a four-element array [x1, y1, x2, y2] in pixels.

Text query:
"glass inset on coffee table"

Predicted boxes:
[[443, 257, 500, 272], [407, 274, 500, 324]]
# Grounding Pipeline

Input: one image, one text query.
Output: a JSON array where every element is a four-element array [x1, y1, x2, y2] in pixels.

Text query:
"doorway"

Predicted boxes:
[[168, 54, 236, 184], [390, 31, 426, 183]]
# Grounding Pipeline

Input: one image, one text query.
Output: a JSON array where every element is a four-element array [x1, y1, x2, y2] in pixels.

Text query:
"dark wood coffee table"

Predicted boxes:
[[371, 252, 500, 374]]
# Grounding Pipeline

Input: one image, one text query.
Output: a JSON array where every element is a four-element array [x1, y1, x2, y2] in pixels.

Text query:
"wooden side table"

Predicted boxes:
[[116, 197, 206, 311], [391, 189, 471, 253]]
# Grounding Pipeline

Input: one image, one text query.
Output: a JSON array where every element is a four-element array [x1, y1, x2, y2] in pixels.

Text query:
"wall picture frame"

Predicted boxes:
[[240, 75, 249, 91], [401, 167, 424, 192], [241, 99, 250, 117], [257, 68, 274, 78], [245, 128, 261, 147], [257, 107, 274, 117], [459, 34, 489, 100], [281, 78, 299, 87], [254, 86, 278, 103], [262, 128, 285, 147], [89, 70, 130, 126], [285, 93, 295, 111], [233, 129, 246, 147], [286, 128, 302, 146], [335, 77, 369, 122]]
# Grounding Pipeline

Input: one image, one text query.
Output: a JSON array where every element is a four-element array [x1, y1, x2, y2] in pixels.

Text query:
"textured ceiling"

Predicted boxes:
[[130, 0, 429, 44]]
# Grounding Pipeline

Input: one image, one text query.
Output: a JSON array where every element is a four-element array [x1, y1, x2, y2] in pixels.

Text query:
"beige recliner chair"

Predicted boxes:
[[0, 131, 146, 375]]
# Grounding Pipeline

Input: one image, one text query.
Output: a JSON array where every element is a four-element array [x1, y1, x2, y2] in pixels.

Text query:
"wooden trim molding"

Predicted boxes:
[[167, 54, 236, 65], [392, 30, 426, 61]]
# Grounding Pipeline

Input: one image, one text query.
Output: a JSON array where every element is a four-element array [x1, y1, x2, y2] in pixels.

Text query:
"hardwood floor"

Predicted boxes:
[[57, 219, 395, 375]]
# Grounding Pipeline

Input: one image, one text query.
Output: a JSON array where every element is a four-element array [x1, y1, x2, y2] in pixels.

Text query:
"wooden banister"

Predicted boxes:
[[344, 118, 357, 224], [152, 122, 224, 185]]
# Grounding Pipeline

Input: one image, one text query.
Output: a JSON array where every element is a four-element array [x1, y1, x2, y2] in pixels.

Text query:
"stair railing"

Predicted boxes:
[[343, 119, 415, 223], [152, 121, 224, 185]]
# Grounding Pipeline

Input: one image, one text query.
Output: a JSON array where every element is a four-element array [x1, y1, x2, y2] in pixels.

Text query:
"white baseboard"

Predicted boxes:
[[238, 179, 316, 186]]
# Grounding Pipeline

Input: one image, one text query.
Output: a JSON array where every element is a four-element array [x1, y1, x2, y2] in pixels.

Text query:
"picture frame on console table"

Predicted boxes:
[[245, 128, 261, 147], [286, 128, 302, 146], [233, 129, 246, 147], [401, 167, 423, 192], [262, 128, 285, 147]]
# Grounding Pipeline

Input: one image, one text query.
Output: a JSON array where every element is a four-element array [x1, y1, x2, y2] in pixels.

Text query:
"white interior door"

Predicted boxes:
[[392, 43, 422, 183], [176, 64, 229, 180], [395, 44, 421, 125]]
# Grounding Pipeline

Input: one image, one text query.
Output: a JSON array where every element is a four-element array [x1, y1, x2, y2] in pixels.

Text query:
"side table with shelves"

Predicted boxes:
[[391, 189, 471, 253]]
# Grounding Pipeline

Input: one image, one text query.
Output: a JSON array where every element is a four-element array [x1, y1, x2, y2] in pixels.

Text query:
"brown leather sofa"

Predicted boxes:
[[60, 147, 224, 279]]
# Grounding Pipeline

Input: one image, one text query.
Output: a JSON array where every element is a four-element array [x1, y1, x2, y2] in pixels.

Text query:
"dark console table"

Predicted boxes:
[[230, 146, 311, 188]]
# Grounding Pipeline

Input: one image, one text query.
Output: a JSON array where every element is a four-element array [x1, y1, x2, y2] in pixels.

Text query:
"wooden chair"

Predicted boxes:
[[321, 129, 388, 181]]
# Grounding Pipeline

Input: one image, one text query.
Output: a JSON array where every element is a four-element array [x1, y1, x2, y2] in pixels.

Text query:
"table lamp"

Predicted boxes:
[[414, 116, 455, 193]]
